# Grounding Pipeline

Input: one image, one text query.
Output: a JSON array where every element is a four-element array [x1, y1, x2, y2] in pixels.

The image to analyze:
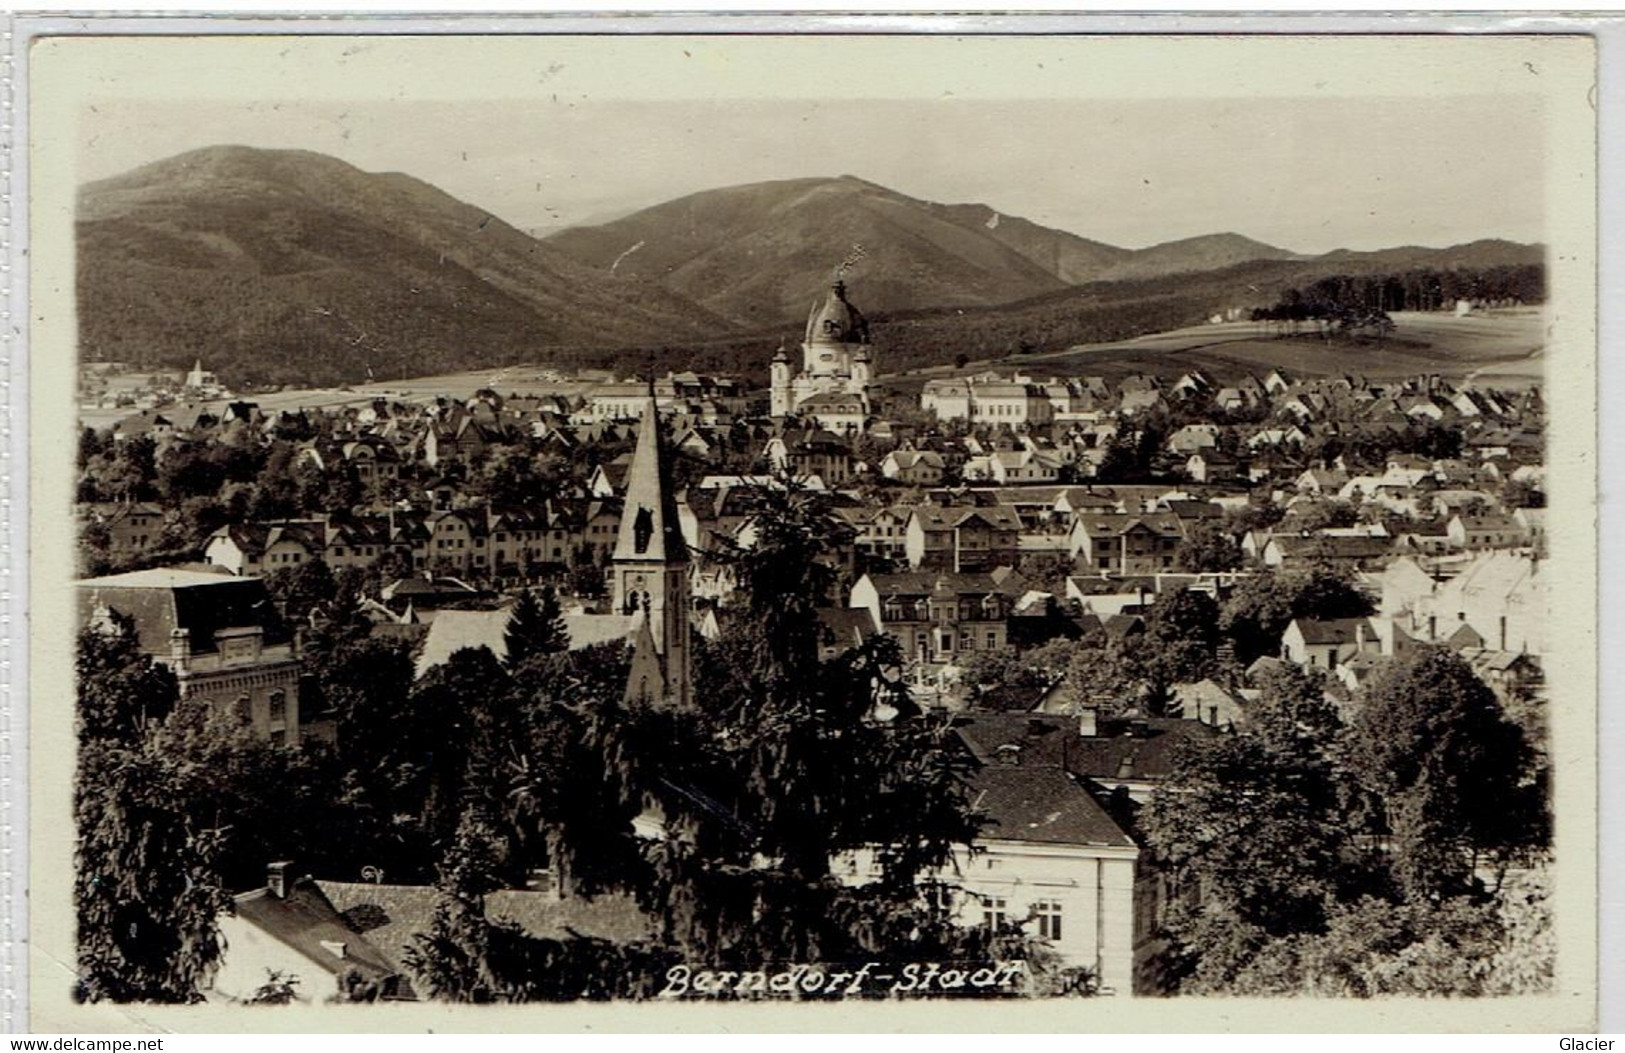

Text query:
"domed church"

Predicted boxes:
[[769, 277, 877, 427]]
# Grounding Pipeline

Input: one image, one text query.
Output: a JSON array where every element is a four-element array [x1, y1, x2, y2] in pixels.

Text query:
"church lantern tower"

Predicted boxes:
[[613, 385, 692, 709], [770, 343, 793, 418]]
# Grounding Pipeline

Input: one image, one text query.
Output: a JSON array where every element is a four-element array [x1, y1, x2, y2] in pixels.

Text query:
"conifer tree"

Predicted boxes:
[[503, 585, 569, 669]]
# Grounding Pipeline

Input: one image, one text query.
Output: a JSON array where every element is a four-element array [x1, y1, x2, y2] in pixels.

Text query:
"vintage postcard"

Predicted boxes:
[[17, 24, 1601, 1032]]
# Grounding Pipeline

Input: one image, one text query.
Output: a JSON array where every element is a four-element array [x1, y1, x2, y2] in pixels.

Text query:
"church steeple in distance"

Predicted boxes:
[[613, 382, 692, 709]]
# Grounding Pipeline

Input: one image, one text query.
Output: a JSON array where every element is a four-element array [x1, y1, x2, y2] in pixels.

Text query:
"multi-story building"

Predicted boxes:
[[921, 375, 1056, 427], [80, 501, 165, 557], [903, 504, 1022, 573], [833, 504, 912, 565], [77, 568, 304, 745], [849, 570, 1022, 667], [1068, 513, 1186, 574], [584, 372, 749, 423]]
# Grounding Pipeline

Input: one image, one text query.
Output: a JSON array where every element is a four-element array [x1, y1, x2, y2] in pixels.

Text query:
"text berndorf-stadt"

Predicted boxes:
[[659, 961, 1029, 998]]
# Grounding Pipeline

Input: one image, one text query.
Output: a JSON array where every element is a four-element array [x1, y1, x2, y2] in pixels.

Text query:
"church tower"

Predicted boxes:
[[770, 343, 792, 418], [772, 276, 876, 420], [613, 385, 692, 709], [801, 278, 871, 381]]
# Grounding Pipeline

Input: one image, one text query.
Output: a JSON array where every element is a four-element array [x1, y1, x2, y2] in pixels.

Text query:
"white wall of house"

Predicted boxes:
[[203, 535, 252, 575], [838, 839, 1139, 996], [209, 914, 334, 1005]]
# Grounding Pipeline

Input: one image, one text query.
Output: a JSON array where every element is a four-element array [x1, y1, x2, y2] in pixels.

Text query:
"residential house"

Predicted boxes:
[[965, 448, 1064, 485], [341, 440, 401, 492], [880, 448, 945, 486], [1184, 451, 1239, 484], [1295, 468, 1350, 496], [1513, 507, 1547, 547], [1169, 679, 1248, 730], [1166, 423, 1220, 455], [1259, 533, 1393, 572], [903, 505, 1022, 573], [1280, 616, 1382, 671], [849, 570, 1024, 668], [796, 391, 869, 434], [833, 504, 911, 564], [1068, 514, 1185, 575], [947, 710, 1218, 995], [787, 431, 854, 485], [80, 501, 165, 556], [204, 521, 326, 576], [1447, 513, 1525, 550], [210, 863, 405, 1004]]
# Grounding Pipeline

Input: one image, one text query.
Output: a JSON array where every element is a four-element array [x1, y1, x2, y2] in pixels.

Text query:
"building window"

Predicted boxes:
[[924, 883, 956, 914], [981, 896, 1007, 932], [1035, 899, 1063, 942], [269, 691, 286, 723]]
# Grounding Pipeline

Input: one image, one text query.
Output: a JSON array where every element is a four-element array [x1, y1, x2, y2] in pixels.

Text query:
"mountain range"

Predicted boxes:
[[541, 176, 1319, 325], [76, 146, 1543, 387], [77, 146, 731, 387]]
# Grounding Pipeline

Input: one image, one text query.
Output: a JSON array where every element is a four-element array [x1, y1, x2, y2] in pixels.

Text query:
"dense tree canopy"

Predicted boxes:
[[1345, 648, 1548, 902], [1219, 568, 1373, 666], [1140, 646, 1550, 996], [75, 619, 230, 1003]]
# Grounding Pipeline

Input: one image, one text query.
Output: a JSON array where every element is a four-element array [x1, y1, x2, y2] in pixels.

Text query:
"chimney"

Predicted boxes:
[[1355, 621, 1367, 651], [168, 627, 191, 668], [266, 860, 296, 899], [1077, 703, 1099, 738]]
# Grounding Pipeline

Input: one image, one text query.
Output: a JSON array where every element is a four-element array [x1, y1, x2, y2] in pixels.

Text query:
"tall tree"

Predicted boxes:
[[503, 585, 569, 669], [1176, 519, 1243, 572], [1139, 663, 1361, 990], [1219, 568, 1373, 666], [1345, 647, 1546, 901], [75, 619, 231, 1003]]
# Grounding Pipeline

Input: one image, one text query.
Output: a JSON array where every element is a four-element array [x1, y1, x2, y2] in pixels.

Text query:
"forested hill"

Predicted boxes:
[[77, 146, 735, 388], [77, 146, 1544, 388]]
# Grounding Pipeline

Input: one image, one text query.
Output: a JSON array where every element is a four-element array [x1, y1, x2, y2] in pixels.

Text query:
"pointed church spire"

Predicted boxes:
[[613, 382, 688, 565], [623, 613, 666, 706], [611, 381, 693, 710]]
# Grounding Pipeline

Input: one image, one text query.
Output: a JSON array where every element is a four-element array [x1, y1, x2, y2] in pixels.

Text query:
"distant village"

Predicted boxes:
[[75, 277, 1547, 1001]]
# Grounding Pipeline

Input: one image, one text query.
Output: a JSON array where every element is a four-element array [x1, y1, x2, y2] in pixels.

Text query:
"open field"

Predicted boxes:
[[77, 367, 597, 430], [78, 308, 1546, 430], [882, 308, 1546, 393]]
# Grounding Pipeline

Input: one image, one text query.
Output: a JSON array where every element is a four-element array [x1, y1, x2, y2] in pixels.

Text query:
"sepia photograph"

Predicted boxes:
[[22, 27, 1601, 1032]]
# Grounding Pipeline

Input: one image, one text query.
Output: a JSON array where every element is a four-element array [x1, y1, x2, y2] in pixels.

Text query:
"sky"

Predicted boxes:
[[67, 38, 1552, 254]]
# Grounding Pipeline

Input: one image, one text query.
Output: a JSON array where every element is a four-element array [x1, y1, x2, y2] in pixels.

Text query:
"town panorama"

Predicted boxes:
[[72, 154, 1550, 1007]]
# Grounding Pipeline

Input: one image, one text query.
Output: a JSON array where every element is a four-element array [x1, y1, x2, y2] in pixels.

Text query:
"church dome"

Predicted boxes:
[[805, 279, 870, 347]]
